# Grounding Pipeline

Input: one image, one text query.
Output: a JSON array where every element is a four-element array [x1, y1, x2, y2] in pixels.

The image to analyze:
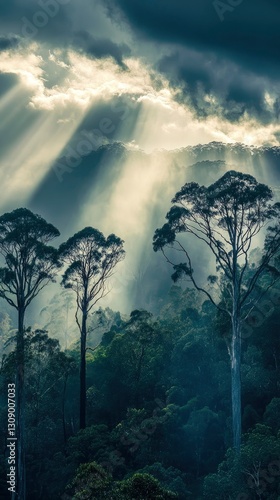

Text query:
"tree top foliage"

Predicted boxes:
[[153, 171, 280, 317], [0, 208, 61, 309], [154, 171, 275, 252], [59, 227, 124, 263], [0, 207, 60, 245], [59, 226, 125, 315]]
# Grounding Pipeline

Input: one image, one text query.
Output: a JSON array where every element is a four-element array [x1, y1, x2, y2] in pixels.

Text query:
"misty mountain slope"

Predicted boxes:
[[29, 141, 280, 312], [30, 141, 280, 222]]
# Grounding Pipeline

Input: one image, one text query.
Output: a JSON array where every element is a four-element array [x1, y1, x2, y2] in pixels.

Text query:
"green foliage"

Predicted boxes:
[[136, 463, 191, 499], [65, 461, 113, 499], [116, 472, 178, 499], [65, 464, 178, 499], [264, 398, 280, 432], [203, 425, 280, 499], [89, 309, 171, 421], [0, 207, 61, 309], [59, 227, 125, 311], [67, 424, 111, 464]]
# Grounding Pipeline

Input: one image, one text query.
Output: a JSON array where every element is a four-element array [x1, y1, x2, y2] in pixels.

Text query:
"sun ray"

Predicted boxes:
[[78, 110, 190, 311], [0, 83, 23, 113], [0, 108, 87, 210]]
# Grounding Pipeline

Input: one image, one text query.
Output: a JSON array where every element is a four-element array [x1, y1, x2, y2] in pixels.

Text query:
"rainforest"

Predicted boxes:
[[0, 1, 280, 499]]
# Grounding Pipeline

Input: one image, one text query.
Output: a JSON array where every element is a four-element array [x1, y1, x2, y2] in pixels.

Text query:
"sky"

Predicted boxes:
[[0, 0, 279, 313]]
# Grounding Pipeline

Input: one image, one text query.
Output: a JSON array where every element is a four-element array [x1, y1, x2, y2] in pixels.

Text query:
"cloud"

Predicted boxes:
[[0, 0, 73, 42], [0, 34, 20, 51], [158, 48, 280, 124], [1, 1, 279, 127], [103, 0, 280, 124], [0, 0, 132, 64], [72, 31, 131, 69], [104, 0, 279, 74], [0, 44, 167, 111]]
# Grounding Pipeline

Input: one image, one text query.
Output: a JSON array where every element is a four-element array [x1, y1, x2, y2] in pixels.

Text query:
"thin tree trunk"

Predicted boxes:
[[135, 345, 145, 406], [231, 312, 241, 451], [231, 241, 242, 453], [80, 311, 87, 429], [15, 306, 26, 500], [62, 375, 68, 444]]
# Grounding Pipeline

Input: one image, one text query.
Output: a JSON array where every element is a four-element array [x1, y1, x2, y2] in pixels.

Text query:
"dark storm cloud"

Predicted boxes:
[[0, 34, 20, 51], [158, 49, 276, 124], [72, 31, 131, 68], [104, 0, 280, 122], [104, 0, 279, 75]]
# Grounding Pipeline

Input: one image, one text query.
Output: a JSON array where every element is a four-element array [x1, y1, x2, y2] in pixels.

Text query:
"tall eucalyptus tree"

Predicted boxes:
[[0, 208, 61, 499], [59, 227, 125, 429], [153, 171, 280, 451]]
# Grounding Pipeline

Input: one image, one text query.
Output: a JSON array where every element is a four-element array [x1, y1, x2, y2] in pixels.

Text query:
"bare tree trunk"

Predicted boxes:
[[135, 345, 145, 406], [231, 311, 242, 452], [16, 306, 26, 500], [80, 311, 87, 429], [230, 242, 242, 453], [62, 375, 68, 444]]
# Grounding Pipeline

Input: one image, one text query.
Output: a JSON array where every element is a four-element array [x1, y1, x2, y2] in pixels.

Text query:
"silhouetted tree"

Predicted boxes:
[[0, 208, 61, 499], [59, 227, 125, 429], [153, 171, 280, 451]]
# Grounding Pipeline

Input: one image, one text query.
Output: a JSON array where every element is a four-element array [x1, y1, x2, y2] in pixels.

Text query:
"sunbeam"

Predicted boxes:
[[0, 108, 87, 210], [0, 82, 23, 113], [78, 117, 189, 311]]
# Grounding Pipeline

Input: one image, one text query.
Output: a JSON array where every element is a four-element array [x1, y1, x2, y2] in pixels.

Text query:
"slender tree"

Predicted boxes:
[[59, 227, 125, 429], [0, 208, 61, 499], [153, 171, 280, 451]]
